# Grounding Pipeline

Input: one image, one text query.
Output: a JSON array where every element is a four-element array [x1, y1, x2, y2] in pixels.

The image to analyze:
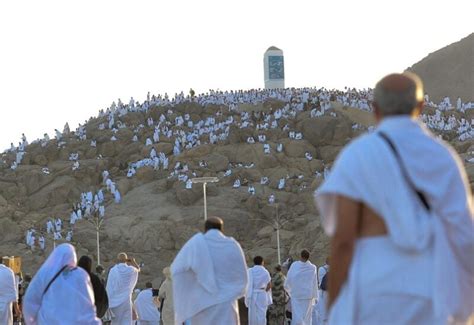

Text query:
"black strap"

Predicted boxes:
[[378, 132, 431, 211], [42, 265, 68, 297]]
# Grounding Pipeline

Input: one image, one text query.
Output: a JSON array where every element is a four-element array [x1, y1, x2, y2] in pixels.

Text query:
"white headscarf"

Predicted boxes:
[[23, 244, 79, 324]]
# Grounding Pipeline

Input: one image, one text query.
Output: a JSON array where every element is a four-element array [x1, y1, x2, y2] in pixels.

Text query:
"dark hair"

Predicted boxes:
[[253, 256, 264, 265], [301, 249, 310, 260], [145, 282, 153, 289], [78, 255, 92, 274], [275, 265, 282, 272], [96, 265, 104, 273]]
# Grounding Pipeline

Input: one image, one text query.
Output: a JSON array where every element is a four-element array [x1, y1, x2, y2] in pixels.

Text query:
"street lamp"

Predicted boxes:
[[87, 210, 105, 265], [251, 204, 291, 265], [191, 177, 219, 221]]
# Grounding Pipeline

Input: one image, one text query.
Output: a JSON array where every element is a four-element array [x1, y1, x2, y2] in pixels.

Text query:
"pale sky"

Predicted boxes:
[[0, 0, 472, 150]]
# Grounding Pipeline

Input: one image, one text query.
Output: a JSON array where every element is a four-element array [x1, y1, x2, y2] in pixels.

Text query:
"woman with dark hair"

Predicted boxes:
[[78, 255, 109, 318]]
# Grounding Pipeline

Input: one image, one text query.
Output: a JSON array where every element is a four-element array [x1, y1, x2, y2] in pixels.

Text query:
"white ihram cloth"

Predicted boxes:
[[313, 265, 328, 325], [171, 229, 248, 325], [315, 116, 474, 324], [106, 263, 139, 325], [22, 243, 100, 325], [285, 261, 318, 325], [0, 264, 18, 325], [245, 265, 272, 325], [134, 288, 160, 325]]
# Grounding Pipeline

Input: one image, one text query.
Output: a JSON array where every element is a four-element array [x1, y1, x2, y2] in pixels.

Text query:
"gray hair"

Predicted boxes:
[[373, 72, 423, 116]]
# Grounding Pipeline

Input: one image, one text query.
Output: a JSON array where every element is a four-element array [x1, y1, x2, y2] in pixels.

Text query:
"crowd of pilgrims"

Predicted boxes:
[[3, 233, 329, 325], [1, 86, 473, 324], [3, 87, 473, 253], [23, 170, 119, 252], [5, 87, 474, 172]]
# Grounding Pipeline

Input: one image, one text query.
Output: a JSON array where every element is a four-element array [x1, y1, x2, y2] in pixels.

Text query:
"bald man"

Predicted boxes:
[[315, 72, 474, 324], [171, 217, 248, 324], [106, 253, 140, 324]]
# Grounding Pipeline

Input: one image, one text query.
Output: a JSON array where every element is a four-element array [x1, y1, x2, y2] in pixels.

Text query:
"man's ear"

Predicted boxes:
[[412, 100, 424, 117]]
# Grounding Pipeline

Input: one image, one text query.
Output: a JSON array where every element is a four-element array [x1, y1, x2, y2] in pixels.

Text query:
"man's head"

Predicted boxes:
[[275, 265, 282, 272], [145, 282, 153, 289], [96, 265, 104, 274], [253, 256, 264, 266], [300, 249, 310, 262], [204, 217, 224, 233], [372, 72, 424, 121], [117, 252, 128, 263]]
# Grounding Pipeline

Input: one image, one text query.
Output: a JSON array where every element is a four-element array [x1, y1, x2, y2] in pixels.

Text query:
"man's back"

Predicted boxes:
[[134, 288, 160, 322], [0, 264, 16, 302], [106, 263, 139, 308], [203, 229, 248, 295], [0, 264, 17, 325], [285, 260, 318, 300], [317, 116, 474, 323], [171, 228, 248, 325]]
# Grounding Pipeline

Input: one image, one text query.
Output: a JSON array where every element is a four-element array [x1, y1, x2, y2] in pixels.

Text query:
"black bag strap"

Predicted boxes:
[[42, 265, 68, 297], [378, 132, 431, 212]]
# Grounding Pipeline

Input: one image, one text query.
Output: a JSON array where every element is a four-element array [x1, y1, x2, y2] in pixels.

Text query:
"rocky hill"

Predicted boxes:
[[406, 33, 474, 103], [0, 97, 473, 288]]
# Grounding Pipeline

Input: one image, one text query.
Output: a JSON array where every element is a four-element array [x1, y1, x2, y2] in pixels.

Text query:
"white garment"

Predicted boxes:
[[314, 265, 328, 325], [285, 261, 318, 301], [106, 263, 139, 310], [291, 298, 314, 325], [190, 299, 239, 324], [22, 243, 100, 325], [0, 264, 17, 325], [158, 275, 174, 325], [111, 300, 132, 325], [171, 229, 248, 325], [134, 289, 160, 323], [315, 116, 474, 324], [285, 261, 318, 325], [245, 265, 272, 325]]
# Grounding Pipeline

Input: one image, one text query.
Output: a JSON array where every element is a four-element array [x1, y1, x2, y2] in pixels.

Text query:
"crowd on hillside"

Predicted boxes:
[[24, 170, 119, 252], [3, 87, 474, 253]]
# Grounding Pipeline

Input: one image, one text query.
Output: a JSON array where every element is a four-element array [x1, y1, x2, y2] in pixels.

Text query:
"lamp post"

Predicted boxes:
[[88, 210, 104, 265], [191, 177, 219, 221], [251, 204, 290, 265]]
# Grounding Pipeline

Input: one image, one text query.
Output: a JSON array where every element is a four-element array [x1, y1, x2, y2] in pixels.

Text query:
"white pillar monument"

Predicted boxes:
[[264, 46, 285, 89]]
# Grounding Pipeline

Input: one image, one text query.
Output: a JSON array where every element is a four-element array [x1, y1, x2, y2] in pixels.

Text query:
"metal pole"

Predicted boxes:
[[276, 226, 281, 265], [96, 225, 100, 265], [203, 182, 208, 221], [275, 204, 281, 265]]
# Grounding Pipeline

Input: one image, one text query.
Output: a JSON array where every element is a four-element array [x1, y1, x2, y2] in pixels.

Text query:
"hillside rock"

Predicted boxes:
[[407, 33, 474, 103], [0, 98, 472, 287]]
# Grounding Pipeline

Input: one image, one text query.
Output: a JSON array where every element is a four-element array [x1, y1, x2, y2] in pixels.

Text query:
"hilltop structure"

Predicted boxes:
[[264, 46, 285, 89]]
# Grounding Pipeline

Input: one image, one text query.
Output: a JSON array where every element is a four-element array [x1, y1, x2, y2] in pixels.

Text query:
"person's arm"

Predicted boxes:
[[328, 195, 361, 309], [13, 301, 21, 317], [127, 258, 140, 271], [266, 280, 272, 291]]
